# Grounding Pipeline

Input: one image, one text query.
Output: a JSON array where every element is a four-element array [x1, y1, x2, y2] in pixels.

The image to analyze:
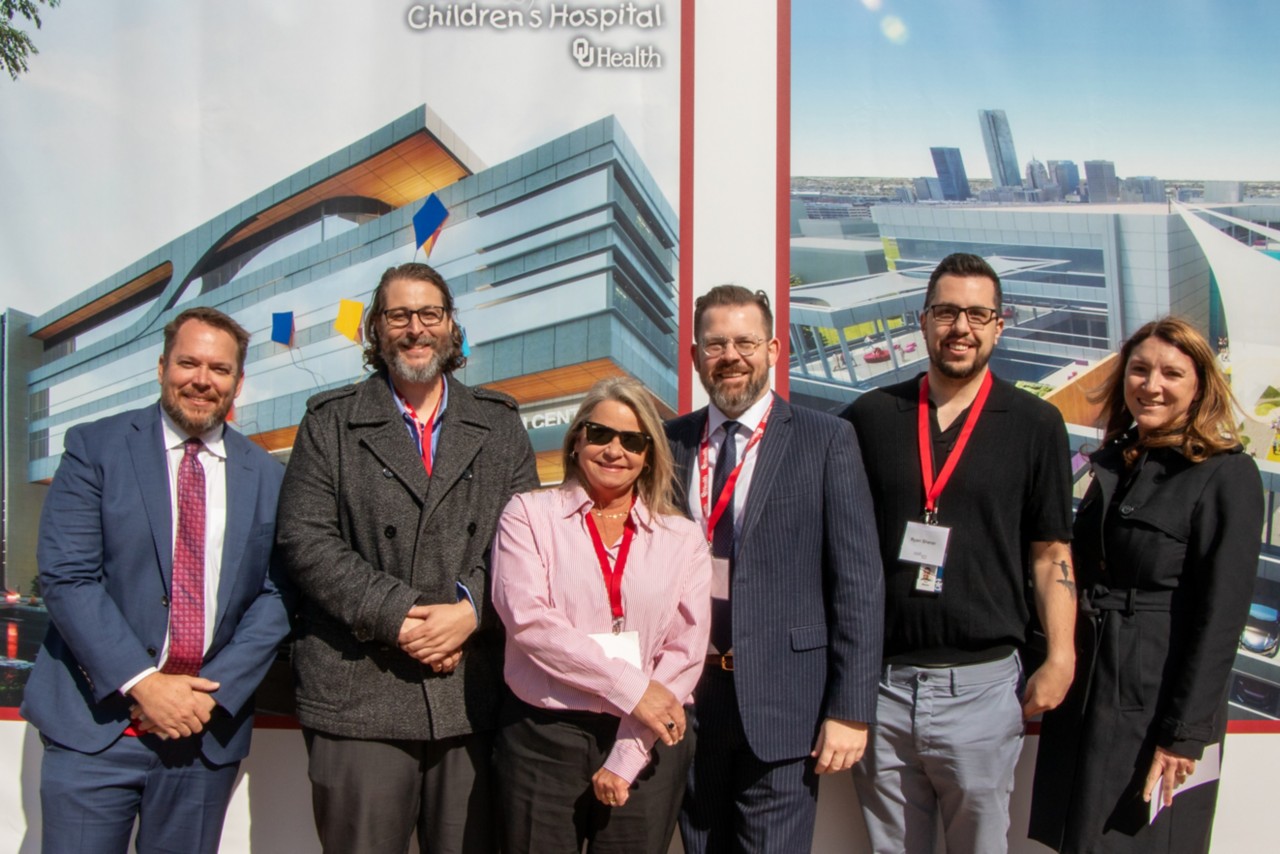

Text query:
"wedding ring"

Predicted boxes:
[[665, 720, 676, 731]]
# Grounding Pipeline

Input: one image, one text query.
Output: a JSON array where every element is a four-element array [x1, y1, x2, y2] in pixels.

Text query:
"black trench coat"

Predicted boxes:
[[1029, 438, 1263, 854]]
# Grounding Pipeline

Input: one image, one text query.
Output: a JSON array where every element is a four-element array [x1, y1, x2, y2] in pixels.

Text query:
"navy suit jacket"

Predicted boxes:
[[666, 395, 884, 762], [22, 403, 289, 766]]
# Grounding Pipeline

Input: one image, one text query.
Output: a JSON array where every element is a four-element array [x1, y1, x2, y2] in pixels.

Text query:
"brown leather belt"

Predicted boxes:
[[705, 653, 734, 671]]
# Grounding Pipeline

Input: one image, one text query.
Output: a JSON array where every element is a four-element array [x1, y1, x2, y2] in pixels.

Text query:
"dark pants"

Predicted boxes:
[[40, 733, 239, 854], [303, 729, 495, 854], [679, 667, 820, 854], [494, 698, 695, 854]]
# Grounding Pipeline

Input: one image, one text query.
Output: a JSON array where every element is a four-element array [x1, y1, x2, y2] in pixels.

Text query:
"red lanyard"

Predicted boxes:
[[584, 500, 637, 633], [917, 371, 993, 519], [397, 389, 443, 475], [697, 400, 772, 542]]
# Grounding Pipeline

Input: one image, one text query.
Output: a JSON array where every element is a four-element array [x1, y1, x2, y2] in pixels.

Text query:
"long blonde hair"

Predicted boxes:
[[561, 377, 680, 517]]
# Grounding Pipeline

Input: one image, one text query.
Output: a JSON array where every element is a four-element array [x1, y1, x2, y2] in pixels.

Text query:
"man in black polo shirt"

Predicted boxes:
[[841, 253, 1076, 853]]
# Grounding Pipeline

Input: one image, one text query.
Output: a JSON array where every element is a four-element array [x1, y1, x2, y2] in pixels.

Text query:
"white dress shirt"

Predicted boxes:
[[120, 406, 228, 694], [686, 390, 774, 538]]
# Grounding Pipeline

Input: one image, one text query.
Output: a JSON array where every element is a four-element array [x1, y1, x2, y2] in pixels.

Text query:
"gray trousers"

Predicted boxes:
[[850, 653, 1024, 854]]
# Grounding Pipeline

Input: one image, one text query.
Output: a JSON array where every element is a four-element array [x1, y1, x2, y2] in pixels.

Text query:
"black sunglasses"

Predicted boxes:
[[581, 421, 652, 454]]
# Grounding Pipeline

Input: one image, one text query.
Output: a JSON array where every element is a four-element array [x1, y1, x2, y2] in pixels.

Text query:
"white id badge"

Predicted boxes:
[[710, 556, 731, 599], [898, 520, 951, 566], [588, 630, 642, 668]]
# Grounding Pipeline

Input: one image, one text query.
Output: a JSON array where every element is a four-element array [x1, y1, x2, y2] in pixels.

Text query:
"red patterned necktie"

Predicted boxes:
[[163, 437, 205, 676]]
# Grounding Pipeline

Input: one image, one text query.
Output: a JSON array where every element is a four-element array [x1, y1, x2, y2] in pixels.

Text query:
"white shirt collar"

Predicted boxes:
[[707, 390, 773, 439], [159, 404, 228, 459], [561, 480, 655, 531]]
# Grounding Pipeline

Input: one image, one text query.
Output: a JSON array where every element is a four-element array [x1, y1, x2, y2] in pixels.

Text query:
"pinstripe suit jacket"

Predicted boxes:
[[666, 394, 884, 762]]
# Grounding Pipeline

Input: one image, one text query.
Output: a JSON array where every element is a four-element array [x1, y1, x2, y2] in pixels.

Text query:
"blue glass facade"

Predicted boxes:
[[930, 147, 971, 201], [979, 109, 1022, 189], [4, 106, 677, 597]]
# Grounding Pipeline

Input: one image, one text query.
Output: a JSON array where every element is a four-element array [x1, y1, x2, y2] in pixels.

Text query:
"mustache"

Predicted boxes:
[[396, 332, 439, 348]]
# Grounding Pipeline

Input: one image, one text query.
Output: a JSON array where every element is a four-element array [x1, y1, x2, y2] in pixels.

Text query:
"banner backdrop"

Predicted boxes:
[[0, 1, 1276, 851]]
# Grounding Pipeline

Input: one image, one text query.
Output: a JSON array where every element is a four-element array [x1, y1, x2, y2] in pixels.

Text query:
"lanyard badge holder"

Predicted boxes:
[[899, 372, 993, 595], [585, 501, 643, 667]]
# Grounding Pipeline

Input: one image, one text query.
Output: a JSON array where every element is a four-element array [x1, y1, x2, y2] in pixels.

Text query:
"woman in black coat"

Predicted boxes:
[[1029, 316, 1264, 854]]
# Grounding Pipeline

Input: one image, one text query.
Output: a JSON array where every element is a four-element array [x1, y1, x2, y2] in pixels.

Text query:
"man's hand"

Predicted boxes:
[[810, 717, 869, 773], [432, 649, 464, 674], [630, 680, 685, 746], [128, 673, 220, 740], [592, 767, 632, 808], [1021, 655, 1074, 719], [398, 601, 476, 665], [1143, 745, 1197, 807]]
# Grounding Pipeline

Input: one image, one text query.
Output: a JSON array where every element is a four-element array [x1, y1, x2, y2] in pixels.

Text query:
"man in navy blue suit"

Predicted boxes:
[[22, 307, 289, 854], [668, 285, 884, 853]]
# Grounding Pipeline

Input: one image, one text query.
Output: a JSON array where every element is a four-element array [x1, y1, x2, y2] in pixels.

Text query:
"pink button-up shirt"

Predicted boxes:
[[491, 483, 712, 782]]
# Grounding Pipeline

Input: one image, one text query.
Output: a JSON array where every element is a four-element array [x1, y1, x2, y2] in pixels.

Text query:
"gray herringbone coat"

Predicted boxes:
[[277, 372, 538, 740]]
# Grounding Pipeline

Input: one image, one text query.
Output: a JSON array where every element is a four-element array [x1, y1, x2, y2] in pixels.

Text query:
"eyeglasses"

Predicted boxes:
[[382, 306, 447, 328], [700, 336, 766, 358], [581, 421, 652, 454], [923, 304, 999, 327]]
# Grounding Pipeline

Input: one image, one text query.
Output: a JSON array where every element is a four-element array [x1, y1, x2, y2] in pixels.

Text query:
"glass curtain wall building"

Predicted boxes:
[[3, 105, 678, 599], [978, 109, 1022, 189], [930, 147, 972, 201]]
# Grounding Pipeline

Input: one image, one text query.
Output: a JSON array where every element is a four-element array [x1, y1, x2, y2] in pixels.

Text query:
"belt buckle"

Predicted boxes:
[[720, 653, 734, 672]]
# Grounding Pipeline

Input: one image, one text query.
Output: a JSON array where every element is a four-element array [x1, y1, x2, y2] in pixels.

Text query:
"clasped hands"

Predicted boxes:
[[128, 672, 219, 740], [398, 600, 476, 673], [592, 679, 686, 808]]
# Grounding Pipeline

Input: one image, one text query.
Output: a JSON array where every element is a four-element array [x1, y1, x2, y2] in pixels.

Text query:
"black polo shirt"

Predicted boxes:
[[840, 373, 1073, 665]]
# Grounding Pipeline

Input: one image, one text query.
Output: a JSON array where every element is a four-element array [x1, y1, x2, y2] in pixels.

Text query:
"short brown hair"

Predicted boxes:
[[1092, 315, 1240, 463], [693, 285, 773, 341], [362, 263, 466, 374], [924, 253, 1003, 311], [561, 377, 680, 518], [162, 307, 250, 375]]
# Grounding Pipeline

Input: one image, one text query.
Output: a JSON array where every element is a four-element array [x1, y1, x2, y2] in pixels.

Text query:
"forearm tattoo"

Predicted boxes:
[[1054, 559, 1076, 596]]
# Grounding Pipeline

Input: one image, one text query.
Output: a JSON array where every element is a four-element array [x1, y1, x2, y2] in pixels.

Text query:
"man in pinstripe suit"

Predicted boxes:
[[667, 285, 884, 853]]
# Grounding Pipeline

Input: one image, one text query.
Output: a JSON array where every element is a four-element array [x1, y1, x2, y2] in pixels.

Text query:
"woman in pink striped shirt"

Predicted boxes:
[[492, 376, 712, 854]]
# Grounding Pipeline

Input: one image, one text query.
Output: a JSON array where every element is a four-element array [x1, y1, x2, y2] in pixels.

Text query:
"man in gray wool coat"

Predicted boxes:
[[277, 262, 538, 854]]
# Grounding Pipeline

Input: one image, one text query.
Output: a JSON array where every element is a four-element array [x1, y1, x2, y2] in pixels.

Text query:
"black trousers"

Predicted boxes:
[[303, 728, 495, 854], [494, 697, 695, 854]]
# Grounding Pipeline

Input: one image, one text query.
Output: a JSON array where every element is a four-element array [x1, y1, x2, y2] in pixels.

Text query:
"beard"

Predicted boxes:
[[161, 386, 233, 436], [383, 329, 453, 385], [929, 333, 994, 380], [701, 364, 770, 417]]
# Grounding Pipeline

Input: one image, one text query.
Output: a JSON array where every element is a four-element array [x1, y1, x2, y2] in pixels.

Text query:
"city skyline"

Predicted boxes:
[[792, 0, 1280, 182]]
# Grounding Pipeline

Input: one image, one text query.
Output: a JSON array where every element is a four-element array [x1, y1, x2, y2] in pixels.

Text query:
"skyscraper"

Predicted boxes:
[[1025, 158, 1050, 190], [913, 176, 943, 201], [978, 109, 1022, 188], [1084, 160, 1119, 203], [1122, 176, 1166, 203], [930, 147, 971, 201], [1050, 160, 1080, 195]]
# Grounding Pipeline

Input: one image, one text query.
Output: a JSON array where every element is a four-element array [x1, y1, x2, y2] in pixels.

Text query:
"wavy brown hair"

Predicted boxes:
[[1092, 316, 1240, 463], [561, 377, 681, 518], [362, 263, 466, 375]]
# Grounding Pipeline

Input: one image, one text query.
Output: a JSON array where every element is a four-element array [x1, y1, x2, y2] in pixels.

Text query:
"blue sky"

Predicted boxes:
[[791, 0, 1280, 179]]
